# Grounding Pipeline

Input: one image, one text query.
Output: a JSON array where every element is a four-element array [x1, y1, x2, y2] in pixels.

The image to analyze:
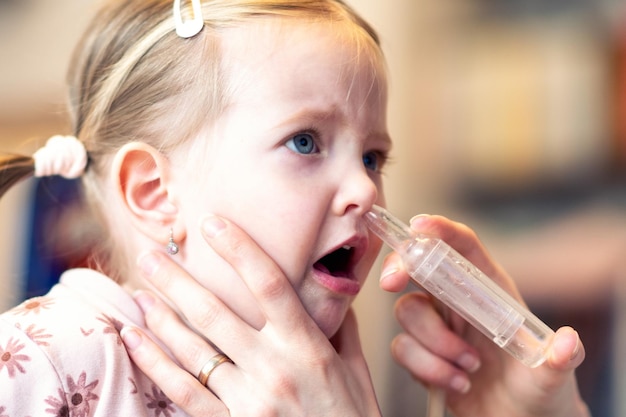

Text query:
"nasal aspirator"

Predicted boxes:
[[364, 205, 555, 368]]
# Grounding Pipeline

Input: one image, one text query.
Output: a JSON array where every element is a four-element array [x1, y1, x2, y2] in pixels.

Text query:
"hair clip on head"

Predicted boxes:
[[173, 0, 204, 38]]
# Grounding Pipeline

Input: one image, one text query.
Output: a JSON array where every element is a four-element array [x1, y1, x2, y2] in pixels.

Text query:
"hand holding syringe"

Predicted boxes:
[[364, 205, 555, 368]]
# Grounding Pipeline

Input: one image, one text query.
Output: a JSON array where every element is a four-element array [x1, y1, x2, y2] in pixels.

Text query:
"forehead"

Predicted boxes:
[[217, 18, 388, 107]]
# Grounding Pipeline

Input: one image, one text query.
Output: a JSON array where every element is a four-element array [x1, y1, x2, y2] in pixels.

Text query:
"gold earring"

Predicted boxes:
[[166, 228, 179, 255]]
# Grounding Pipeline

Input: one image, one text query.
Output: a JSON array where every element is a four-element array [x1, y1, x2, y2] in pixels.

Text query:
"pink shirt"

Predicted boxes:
[[0, 268, 189, 416]]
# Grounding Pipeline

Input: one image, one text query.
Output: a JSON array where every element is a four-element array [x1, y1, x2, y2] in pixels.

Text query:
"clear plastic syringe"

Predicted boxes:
[[364, 205, 555, 368]]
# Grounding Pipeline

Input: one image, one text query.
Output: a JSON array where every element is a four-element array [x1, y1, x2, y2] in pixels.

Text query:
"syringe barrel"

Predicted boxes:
[[402, 237, 554, 367]]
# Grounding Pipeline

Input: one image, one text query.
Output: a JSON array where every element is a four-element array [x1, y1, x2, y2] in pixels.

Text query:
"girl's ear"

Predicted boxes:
[[111, 142, 181, 243]]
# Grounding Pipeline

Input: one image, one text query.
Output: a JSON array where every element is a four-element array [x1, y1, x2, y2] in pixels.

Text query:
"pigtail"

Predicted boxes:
[[0, 154, 35, 199], [0, 135, 88, 200]]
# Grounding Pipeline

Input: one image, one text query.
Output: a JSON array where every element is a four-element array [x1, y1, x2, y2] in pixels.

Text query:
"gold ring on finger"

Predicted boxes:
[[197, 353, 233, 387]]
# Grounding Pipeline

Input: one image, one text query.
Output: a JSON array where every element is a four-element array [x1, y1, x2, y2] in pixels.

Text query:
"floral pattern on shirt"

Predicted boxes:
[[65, 371, 99, 417], [42, 372, 99, 417], [16, 322, 53, 346], [97, 314, 124, 345], [11, 297, 55, 316], [0, 337, 30, 378], [145, 385, 177, 417], [129, 376, 138, 394], [44, 387, 70, 417]]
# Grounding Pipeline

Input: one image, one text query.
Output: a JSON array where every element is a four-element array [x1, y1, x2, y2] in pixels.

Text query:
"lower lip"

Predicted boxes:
[[312, 268, 361, 296]]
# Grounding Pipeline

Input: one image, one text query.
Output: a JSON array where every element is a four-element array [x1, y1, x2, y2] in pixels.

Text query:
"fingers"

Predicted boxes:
[[377, 214, 492, 294], [137, 250, 254, 356], [121, 325, 229, 417], [409, 215, 511, 287], [133, 290, 236, 388], [379, 214, 520, 301], [409, 215, 487, 264], [138, 215, 310, 341], [378, 252, 409, 292], [533, 326, 586, 394], [395, 293, 480, 371], [516, 327, 589, 417], [548, 326, 585, 371], [392, 292, 480, 393], [199, 215, 306, 331], [135, 215, 328, 394], [392, 332, 473, 394], [130, 214, 383, 416]]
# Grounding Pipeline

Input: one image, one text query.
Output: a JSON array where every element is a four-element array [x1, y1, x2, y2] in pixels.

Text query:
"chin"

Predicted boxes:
[[311, 301, 351, 339]]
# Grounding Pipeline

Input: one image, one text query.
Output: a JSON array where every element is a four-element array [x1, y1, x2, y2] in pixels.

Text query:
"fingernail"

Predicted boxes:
[[380, 263, 399, 284], [551, 327, 581, 363], [450, 375, 471, 394], [569, 331, 581, 361], [409, 214, 430, 225], [133, 290, 155, 313], [457, 353, 481, 373], [201, 214, 227, 237], [121, 326, 142, 351], [137, 251, 162, 277]]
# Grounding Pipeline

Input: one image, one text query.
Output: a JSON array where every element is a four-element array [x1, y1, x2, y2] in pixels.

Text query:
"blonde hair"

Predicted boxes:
[[0, 0, 382, 279]]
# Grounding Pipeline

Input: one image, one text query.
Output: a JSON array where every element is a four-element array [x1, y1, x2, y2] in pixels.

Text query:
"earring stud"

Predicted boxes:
[[166, 228, 179, 255]]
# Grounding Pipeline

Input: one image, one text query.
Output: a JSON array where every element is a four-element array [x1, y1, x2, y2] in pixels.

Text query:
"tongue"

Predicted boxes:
[[314, 262, 349, 278], [314, 262, 330, 274]]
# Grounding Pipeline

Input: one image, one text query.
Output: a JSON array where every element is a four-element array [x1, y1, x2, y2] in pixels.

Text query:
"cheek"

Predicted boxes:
[[236, 204, 320, 283], [181, 229, 267, 329], [177, 150, 326, 290]]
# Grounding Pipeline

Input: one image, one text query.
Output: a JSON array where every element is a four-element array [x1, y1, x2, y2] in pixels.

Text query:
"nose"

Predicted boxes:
[[332, 164, 380, 217]]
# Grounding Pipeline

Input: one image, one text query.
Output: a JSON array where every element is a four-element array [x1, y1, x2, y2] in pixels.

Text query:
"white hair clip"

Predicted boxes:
[[173, 0, 204, 38], [33, 135, 88, 179]]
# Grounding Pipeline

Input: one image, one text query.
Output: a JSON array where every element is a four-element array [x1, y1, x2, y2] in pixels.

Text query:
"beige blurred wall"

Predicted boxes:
[[353, 1, 626, 415], [0, 0, 94, 312]]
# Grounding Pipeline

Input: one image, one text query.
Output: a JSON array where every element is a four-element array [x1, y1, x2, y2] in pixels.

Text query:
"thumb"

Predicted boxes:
[[526, 326, 588, 416], [547, 326, 585, 371], [530, 326, 585, 395], [378, 253, 411, 293]]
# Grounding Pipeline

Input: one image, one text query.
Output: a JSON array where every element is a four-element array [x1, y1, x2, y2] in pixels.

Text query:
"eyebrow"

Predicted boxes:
[[276, 107, 337, 126], [275, 107, 393, 147]]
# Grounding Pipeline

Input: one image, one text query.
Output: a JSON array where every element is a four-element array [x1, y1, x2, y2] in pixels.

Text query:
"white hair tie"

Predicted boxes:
[[33, 135, 88, 179]]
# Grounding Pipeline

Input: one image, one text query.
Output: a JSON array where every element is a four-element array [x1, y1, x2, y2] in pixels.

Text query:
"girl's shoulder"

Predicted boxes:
[[0, 271, 184, 416], [0, 270, 129, 356]]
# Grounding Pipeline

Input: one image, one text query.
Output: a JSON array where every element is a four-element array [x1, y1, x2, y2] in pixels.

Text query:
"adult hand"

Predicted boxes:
[[379, 214, 590, 417], [121, 215, 381, 417]]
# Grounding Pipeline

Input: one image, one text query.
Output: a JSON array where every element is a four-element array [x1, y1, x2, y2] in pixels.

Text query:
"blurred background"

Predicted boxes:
[[1, 0, 626, 416]]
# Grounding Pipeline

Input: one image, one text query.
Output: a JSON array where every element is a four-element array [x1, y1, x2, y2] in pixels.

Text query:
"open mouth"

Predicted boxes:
[[313, 245, 354, 278]]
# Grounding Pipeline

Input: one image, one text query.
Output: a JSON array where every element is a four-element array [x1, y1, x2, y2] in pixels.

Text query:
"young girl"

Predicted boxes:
[[0, 0, 588, 416]]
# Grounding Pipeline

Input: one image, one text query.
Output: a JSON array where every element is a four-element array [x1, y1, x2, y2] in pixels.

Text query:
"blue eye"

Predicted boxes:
[[286, 133, 318, 154], [363, 151, 380, 171]]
